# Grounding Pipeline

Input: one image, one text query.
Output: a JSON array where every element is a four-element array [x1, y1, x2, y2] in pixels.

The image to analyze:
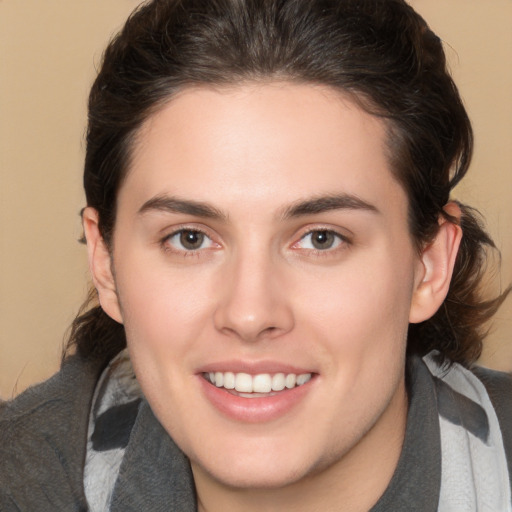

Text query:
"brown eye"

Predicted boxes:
[[296, 230, 345, 251], [165, 229, 213, 252], [310, 231, 336, 250], [180, 230, 205, 250]]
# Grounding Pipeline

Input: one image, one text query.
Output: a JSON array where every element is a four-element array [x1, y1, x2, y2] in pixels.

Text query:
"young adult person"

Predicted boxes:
[[1, 0, 511, 510]]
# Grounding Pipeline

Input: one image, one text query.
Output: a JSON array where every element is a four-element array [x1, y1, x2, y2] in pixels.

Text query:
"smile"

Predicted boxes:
[[198, 368, 316, 422], [204, 371, 313, 394]]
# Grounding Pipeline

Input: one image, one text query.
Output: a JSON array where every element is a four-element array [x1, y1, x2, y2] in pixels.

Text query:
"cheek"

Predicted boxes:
[[293, 251, 415, 353], [113, 260, 218, 430], [114, 255, 217, 359]]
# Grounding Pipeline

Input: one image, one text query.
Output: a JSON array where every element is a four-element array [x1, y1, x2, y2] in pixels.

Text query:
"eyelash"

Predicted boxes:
[[159, 226, 351, 258], [292, 228, 351, 256], [160, 227, 217, 256]]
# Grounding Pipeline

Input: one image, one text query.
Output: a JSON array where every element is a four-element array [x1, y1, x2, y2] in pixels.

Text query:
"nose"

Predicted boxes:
[[213, 250, 294, 343]]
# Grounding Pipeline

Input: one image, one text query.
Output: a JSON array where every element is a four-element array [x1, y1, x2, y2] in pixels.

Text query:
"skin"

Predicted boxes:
[[84, 83, 461, 511]]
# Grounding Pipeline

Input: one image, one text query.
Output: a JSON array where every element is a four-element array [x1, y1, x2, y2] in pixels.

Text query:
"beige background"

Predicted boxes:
[[1, 1, 511, 399]]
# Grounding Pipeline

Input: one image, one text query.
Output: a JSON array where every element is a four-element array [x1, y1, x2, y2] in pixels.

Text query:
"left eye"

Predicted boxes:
[[296, 230, 344, 250], [165, 229, 214, 251]]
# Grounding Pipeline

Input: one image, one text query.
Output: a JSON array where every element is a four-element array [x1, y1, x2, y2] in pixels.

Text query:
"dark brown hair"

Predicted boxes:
[[67, 0, 509, 367]]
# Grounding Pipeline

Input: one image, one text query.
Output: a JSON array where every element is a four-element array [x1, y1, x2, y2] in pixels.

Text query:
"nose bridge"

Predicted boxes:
[[214, 241, 293, 341]]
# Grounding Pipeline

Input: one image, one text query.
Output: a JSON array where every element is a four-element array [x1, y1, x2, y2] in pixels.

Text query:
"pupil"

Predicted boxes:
[[312, 231, 334, 250], [180, 230, 203, 250]]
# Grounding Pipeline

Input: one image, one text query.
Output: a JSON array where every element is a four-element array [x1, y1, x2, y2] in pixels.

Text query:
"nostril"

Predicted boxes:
[[218, 324, 279, 343], [212, 283, 295, 341]]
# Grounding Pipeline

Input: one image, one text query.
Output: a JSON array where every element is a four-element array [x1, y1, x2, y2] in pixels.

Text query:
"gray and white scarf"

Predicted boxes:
[[84, 350, 511, 511]]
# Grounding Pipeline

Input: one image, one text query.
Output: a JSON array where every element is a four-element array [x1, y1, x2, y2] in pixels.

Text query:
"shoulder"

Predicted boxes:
[[424, 354, 511, 444], [418, 354, 512, 508], [472, 364, 512, 482], [472, 364, 512, 407], [0, 355, 106, 511], [471, 364, 512, 446], [422, 353, 511, 421]]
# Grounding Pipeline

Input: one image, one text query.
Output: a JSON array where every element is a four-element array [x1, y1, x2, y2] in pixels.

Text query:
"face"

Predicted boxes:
[[98, 83, 428, 491]]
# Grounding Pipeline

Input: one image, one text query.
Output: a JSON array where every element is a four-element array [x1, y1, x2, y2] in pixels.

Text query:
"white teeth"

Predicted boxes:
[[223, 371, 235, 389], [206, 371, 312, 393], [272, 373, 286, 391], [285, 374, 296, 389], [235, 373, 253, 393], [296, 373, 312, 386], [253, 374, 272, 393]]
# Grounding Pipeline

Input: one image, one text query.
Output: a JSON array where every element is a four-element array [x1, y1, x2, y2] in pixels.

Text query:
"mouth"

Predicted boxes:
[[197, 363, 317, 422], [202, 371, 313, 397]]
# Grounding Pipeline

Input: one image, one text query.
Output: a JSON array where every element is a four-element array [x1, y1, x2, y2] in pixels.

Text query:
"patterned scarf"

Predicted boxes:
[[84, 350, 511, 511]]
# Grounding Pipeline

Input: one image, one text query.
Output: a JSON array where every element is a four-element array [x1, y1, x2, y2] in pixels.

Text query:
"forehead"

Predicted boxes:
[[120, 82, 407, 219]]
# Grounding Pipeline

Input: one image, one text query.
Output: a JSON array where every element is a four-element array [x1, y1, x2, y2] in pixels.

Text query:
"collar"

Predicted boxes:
[[103, 355, 441, 511]]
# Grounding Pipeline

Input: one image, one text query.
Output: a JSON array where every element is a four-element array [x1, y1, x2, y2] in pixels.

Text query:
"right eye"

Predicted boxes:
[[163, 229, 215, 252]]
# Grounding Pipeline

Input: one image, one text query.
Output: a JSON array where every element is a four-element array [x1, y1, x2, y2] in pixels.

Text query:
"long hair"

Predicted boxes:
[[67, 0, 509, 367]]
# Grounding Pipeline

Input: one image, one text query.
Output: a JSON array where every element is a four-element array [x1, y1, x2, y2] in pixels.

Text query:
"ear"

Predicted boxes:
[[409, 203, 462, 323], [82, 207, 123, 324]]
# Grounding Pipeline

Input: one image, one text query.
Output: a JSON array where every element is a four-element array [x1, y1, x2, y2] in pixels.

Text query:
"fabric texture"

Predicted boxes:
[[0, 355, 102, 511], [425, 355, 511, 511], [84, 351, 144, 511], [0, 351, 511, 511]]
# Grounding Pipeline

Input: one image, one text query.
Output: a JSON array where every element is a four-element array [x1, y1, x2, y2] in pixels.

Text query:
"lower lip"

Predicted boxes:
[[198, 376, 315, 423]]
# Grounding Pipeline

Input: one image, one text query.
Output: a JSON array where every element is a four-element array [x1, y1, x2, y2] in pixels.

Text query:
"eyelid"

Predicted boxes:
[[290, 226, 352, 252], [160, 224, 221, 254]]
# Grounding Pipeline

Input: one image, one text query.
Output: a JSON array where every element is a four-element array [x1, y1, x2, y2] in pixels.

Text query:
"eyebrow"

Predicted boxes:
[[137, 192, 379, 221], [280, 193, 379, 219], [138, 195, 228, 220]]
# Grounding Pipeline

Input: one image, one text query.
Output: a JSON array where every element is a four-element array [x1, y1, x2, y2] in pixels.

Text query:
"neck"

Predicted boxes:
[[194, 383, 408, 512]]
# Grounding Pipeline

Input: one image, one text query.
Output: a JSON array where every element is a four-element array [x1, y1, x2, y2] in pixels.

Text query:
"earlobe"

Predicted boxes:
[[409, 203, 462, 323], [82, 207, 124, 324]]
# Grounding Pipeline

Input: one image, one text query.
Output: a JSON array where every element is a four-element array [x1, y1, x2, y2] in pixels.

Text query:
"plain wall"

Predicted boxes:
[[1, 0, 511, 399]]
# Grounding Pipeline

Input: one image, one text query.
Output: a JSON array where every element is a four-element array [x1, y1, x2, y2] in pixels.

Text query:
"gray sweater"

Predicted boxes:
[[0, 354, 511, 511]]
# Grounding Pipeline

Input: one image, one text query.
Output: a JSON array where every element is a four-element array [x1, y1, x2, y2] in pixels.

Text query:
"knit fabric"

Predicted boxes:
[[82, 350, 512, 511], [1, 351, 510, 510], [84, 350, 143, 511], [425, 355, 512, 511]]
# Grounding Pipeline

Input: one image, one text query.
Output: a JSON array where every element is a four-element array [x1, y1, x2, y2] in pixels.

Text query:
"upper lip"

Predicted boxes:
[[196, 360, 316, 375]]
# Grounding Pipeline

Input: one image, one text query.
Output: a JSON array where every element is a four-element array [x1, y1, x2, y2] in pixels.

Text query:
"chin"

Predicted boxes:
[[188, 432, 338, 491], [195, 456, 310, 490]]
